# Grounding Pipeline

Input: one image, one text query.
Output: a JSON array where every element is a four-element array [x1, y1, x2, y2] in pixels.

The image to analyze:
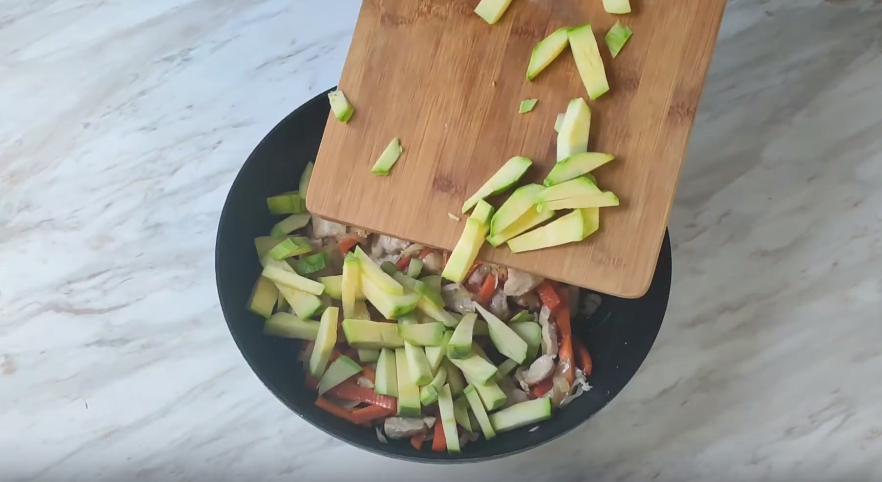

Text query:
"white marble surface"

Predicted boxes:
[[2, 0, 882, 480]]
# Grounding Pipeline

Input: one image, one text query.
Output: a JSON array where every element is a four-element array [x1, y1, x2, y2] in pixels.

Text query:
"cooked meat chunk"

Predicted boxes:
[[312, 217, 348, 238], [489, 289, 511, 321], [538, 306, 559, 357], [422, 252, 444, 274], [441, 284, 475, 314], [522, 355, 556, 385], [383, 417, 428, 439], [503, 269, 544, 297]]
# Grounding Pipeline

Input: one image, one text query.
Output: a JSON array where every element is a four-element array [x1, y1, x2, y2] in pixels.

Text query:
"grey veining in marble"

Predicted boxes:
[[2, 0, 882, 481]]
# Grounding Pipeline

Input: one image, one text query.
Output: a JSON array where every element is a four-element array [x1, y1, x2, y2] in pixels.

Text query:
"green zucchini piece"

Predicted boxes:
[[420, 364, 448, 405], [464, 385, 496, 439], [375, 348, 398, 397], [319, 275, 364, 301], [473, 0, 513, 24], [342, 319, 405, 349], [490, 184, 545, 235], [247, 276, 278, 318], [351, 300, 371, 320], [328, 90, 354, 123], [538, 191, 619, 212], [277, 283, 324, 319], [425, 331, 453, 372], [474, 304, 529, 364], [270, 213, 311, 238], [263, 312, 320, 339], [420, 275, 442, 292], [510, 321, 542, 362], [371, 138, 403, 175], [602, 0, 631, 14], [509, 311, 536, 324], [443, 201, 494, 283], [398, 322, 446, 346], [437, 385, 461, 453], [507, 209, 596, 253], [569, 24, 609, 100], [308, 307, 339, 378], [341, 254, 360, 319], [605, 21, 632, 58], [448, 353, 497, 385], [486, 208, 555, 247], [468, 378, 507, 411], [518, 99, 538, 114], [527, 27, 570, 80], [447, 312, 477, 359], [317, 355, 361, 395], [556, 98, 591, 162], [360, 274, 420, 320], [443, 359, 466, 397], [267, 238, 311, 260], [461, 157, 532, 214], [399, 316, 434, 386], [293, 252, 327, 275], [355, 246, 404, 295], [357, 349, 381, 363], [380, 261, 398, 276], [453, 396, 474, 432], [406, 258, 423, 278], [489, 398, 553, 432], [266, 192, 305, 215], [539, 176, 601, 202], [261, 265, 325, 295], [543, 152, 614, 186], [395, 347, 422, 417], [496, 359, 519, 379]]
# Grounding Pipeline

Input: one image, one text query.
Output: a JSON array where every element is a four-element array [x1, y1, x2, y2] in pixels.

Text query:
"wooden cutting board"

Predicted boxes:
[[307, 0, 726, 298]]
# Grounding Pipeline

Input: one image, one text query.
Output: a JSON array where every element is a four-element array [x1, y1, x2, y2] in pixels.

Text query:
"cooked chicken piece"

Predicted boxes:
[[441, 284, 475, 314], [383, 417, 428, 439], [503, 269, 544, 297], [401, 243, 425, 258], [312, 217, 348, 238], [489, 289, 511, 321], [513, 292, 541, 310], [370, 234, 410, 259], [459, 430, 480, 447], [522, 355, 556, 386], [467, 264, 491, 287], [422, 252, 444, 274], [538, 306, 559, 357], [423, 416, 437, 429], [356, 376, 374, 389]]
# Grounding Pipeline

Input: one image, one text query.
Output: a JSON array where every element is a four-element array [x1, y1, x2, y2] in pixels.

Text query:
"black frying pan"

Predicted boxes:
[[214, 88, 671, 463]]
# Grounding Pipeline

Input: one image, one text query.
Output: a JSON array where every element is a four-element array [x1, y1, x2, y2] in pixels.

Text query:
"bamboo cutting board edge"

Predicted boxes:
[[307, 0, 727, 298]]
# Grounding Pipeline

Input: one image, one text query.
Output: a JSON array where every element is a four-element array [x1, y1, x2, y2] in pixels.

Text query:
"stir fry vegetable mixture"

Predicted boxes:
[[248, 165, 597, 452]]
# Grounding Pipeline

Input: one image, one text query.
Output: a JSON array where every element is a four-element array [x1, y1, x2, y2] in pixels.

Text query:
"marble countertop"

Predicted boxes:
[[2, 0, 882, 480]]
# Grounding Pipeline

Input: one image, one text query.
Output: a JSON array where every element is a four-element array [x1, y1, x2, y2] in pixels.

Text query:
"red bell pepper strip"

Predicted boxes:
[[325, 381, 397, 411], [573, 339, 593, 376], [536, 280, 561, 311], [431, 420, 446, 452], [555, 288, 575, 385]]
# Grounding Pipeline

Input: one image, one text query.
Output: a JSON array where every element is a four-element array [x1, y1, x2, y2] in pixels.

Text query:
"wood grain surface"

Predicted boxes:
[[307, 0, 726, 298]]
